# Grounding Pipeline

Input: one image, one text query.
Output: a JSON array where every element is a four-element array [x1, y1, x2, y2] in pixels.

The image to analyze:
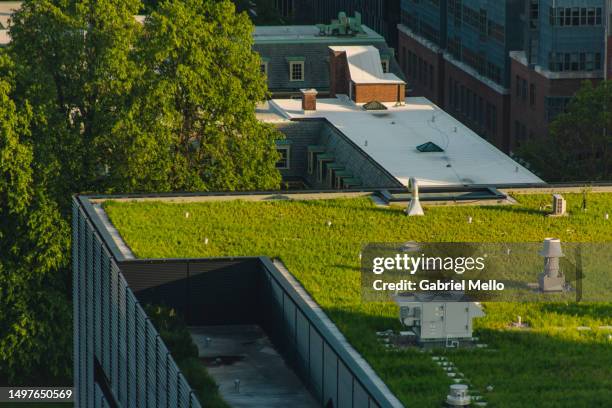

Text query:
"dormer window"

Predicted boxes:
[[381, 59, 389, 73], [290, 61, 304, 81]]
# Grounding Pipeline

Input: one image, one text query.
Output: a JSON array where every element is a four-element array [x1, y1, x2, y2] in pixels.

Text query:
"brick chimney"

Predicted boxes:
[[301, 88, 318, 111]]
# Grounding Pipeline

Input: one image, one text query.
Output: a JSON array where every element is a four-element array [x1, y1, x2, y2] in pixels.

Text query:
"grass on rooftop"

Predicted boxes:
[[104, 194, 612, 408]]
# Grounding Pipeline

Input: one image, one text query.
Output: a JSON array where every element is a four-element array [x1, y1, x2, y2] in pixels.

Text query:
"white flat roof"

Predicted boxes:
[[0, 30, 9, 46], [268, 97, 543, 187], [0, 2, 21, 15], [329, 45, 404, 84]]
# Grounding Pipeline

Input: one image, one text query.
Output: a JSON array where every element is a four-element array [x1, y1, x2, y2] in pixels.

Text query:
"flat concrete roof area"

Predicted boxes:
[[268, 97, 544, 187], [190, 325, 318, 408]]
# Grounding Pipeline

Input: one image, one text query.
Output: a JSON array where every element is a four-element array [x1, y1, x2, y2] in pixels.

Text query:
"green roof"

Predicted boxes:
[[104, 193, 612, 407]]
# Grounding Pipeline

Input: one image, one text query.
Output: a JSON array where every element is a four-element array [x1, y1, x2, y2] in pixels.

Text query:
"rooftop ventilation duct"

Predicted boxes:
[[406, 178, 424, 216], [363, 101, 388, 111]]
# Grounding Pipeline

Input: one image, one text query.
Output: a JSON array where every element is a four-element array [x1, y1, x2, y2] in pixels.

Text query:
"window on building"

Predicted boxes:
[[595, 53, 602, 70], [515, 75, 520, 96], [429, 65, 434, 90], [466, 89, 472, 118], [454, 80, 459, 110], [381, 59, 389, 73], [570, 53, 579, 71], [276, 146, 290, 169], [595, 7, 602, 25], [529, 0, 539, 29], [530, 83, 536, 106], [515, 121, 528, 147], [587, 8, 595, 25], [572, 7, 580, 26], [290, 61, 304, 82], [260, 62, 268, 76]]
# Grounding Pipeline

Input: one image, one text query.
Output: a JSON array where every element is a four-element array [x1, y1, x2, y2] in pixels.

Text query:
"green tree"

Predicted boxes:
[[517, 80, 612, 182], [0, 52, 71, 384], [9, 0, 143, 208], [118, 0, 281, 192]]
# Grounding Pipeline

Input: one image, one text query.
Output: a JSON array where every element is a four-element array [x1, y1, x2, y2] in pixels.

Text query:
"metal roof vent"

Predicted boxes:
[[417, 142, 444, 153], [446, 384, 471, 406], [538, 238, 566, 292], [363, 101, 388, 111], [406, 178, 424, 216]]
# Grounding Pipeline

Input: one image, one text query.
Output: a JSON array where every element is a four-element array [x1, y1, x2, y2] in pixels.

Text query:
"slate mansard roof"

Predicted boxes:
[[253, 25, 405, 94]]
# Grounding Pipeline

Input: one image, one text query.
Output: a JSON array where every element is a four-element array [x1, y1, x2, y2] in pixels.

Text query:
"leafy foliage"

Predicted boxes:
[[9, 0, 280, 201], [0, 52, 71, 385], [115, 0, 281, 192], [144, 305, 228, 408], [106, 194, 612, 407], [1, 0, 281, 385], [517, 80, 612, 182]]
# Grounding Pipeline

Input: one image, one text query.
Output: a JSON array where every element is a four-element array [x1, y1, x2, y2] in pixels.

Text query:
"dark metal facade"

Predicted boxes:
[[73, 193, 406, 407], [73, 199, 201, 408]]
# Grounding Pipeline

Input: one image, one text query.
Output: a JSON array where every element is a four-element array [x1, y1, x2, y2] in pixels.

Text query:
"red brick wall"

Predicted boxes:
[[607, 36, 612, 80], [398, 30, 444, 106], [353, 84, 404, 103], [329, 50, 349, 97], [444, 62, 509, 151], [509, 59, 602, 152]]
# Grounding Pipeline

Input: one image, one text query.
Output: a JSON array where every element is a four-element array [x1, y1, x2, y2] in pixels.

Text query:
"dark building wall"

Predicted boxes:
[[329, 50, 351, 97], [316, 121, 402, 188], [444, 61, 509, 151], [509, 57, 602, 151], [398, 27, 445, 105], [275, 120, 325, 180], [608, 35, 612, 79], [72, 199, 200, 408], [274, 119, 401, 188], [400, 0, 609, 153]]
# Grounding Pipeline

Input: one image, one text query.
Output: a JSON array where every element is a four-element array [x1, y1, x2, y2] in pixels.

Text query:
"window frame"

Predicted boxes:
[[381, 59, 390, 73], [289, 61, 305, 82], [276, 146, 291, 170]]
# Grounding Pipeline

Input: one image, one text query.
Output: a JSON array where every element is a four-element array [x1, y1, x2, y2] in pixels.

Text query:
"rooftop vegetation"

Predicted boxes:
[[105, 193, 612, 407]]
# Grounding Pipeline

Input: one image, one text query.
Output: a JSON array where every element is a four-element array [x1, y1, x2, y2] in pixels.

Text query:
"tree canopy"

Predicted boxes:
[[117, 0, 280, 192], [9, 0, 280, 203], [0, 51, 71, 384], [1, 0, 281, 385], [518, 80, 612, 182]]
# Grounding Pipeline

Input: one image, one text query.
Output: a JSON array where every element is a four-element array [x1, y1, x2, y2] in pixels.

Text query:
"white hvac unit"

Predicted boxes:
[[395, 293, 485, 342], [550, 194, 567, 217]]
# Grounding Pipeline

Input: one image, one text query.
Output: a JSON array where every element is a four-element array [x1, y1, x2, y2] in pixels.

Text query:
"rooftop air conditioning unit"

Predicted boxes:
[[550, 194, 566, 217]]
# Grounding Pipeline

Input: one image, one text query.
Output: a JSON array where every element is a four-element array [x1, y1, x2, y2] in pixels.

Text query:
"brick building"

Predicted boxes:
[[605, 0, 612, 79], [398, 0, 525, 151], [510, 0, 606, 151], [398, 0, 608, 153], [256, 48, 541, 189]]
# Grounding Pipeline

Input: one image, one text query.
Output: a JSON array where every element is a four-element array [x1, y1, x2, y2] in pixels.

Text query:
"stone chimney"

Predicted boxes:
[[301, 88, 318, 111]]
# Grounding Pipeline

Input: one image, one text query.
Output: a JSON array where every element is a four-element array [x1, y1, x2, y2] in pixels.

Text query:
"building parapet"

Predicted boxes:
[[510, 51, 604, 80]]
